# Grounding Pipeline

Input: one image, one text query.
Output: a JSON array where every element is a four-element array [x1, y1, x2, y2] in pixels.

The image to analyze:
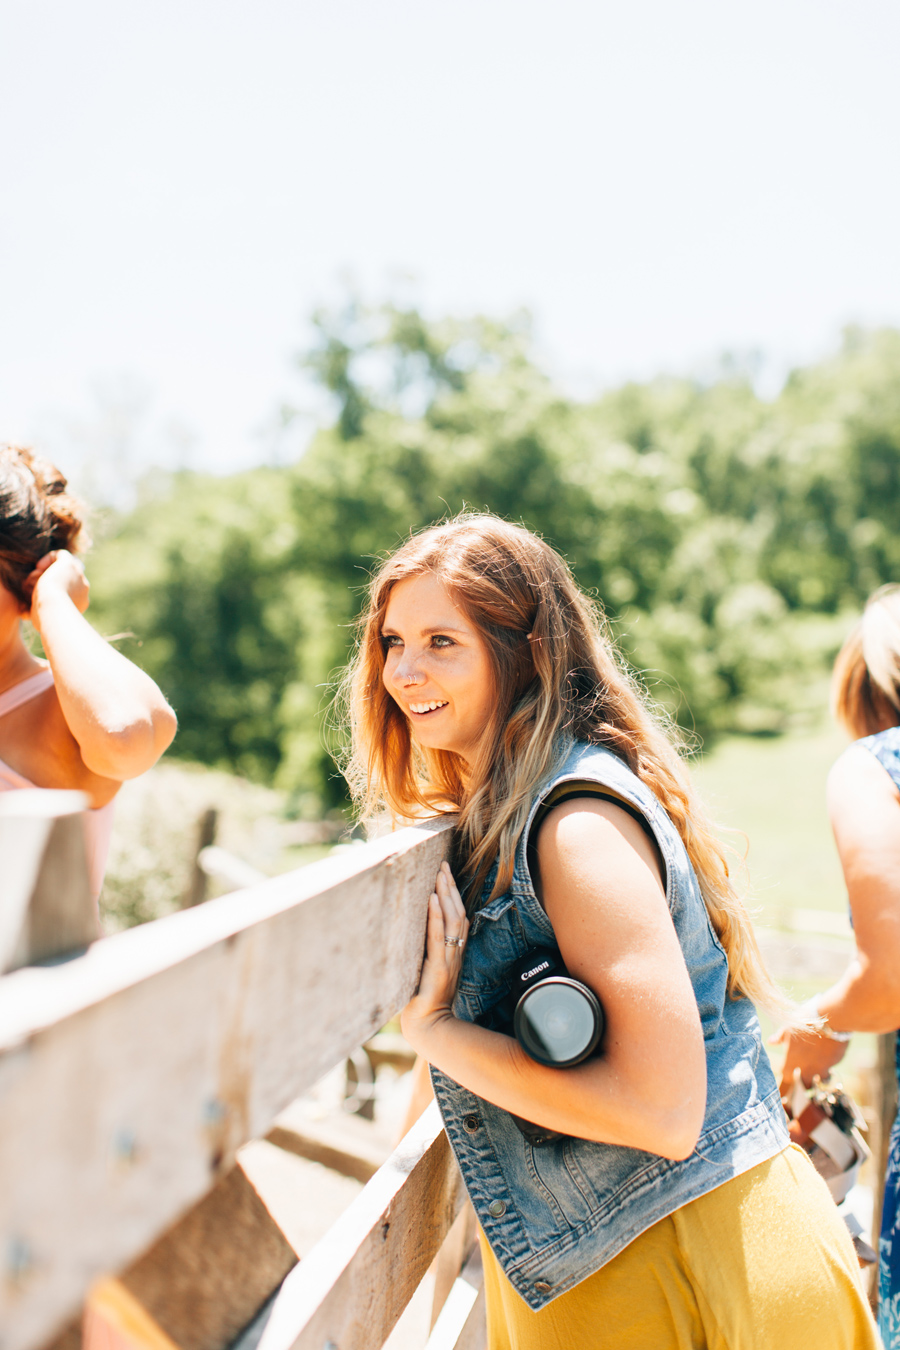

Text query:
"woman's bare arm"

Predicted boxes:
[[776, 744, 900, 1090], [27, 551, 177, 784], [401, 801, 707, 1160]]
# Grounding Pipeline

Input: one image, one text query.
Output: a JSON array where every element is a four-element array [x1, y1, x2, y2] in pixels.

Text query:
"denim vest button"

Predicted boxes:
[[488, 1198, 507, 1218], [534, 1280, 552, 1294], [463, 1114, 480, 1133]]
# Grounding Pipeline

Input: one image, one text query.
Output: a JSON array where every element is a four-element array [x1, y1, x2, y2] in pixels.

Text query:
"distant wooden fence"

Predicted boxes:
[[0, 791, 485, 1350]]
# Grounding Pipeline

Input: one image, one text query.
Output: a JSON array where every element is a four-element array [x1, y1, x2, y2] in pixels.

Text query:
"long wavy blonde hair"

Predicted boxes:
[[342, 513, 779, 1008], [832, 583, 900, 739]]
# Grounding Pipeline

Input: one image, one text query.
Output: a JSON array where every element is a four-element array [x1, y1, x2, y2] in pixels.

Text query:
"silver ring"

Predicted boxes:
[[444, 936, 465, 947]]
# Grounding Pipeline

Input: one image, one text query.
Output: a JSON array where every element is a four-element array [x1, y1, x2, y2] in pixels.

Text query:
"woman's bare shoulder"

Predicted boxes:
[[534, 795, 666, 898], [1, 684, 120, 804], [828, 741, 900, 810]]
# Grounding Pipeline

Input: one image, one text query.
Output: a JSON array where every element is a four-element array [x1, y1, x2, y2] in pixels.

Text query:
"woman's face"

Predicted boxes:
[[381, 572, 495, 764]]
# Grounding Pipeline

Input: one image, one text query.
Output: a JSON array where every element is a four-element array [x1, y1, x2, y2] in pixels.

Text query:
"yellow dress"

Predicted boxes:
[[479, 1145, 878, 1349]]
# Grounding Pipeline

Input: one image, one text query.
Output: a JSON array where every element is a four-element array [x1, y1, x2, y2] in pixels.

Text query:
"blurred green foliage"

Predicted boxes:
[[87, 304, 900, 812]]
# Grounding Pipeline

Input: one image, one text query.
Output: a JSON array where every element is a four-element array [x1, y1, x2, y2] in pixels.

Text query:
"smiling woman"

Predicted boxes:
[[381, 572, 495, 763], [339, 513, 878, 1349]]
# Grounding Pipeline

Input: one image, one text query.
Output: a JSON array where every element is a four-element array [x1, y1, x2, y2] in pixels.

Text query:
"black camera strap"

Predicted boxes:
[[531, 780, 654, 839], [527, 779, 660, 870]]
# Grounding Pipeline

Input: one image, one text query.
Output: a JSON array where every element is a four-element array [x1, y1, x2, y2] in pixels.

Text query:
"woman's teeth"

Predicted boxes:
[[409, 700, 448, 714]]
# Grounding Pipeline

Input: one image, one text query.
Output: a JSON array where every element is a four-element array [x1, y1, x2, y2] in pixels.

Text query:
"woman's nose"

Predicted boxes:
[[391, 651, 424, 688]]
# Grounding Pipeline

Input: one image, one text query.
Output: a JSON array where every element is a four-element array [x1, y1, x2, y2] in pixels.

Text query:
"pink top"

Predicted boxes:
[[0, 668, 114, 898]]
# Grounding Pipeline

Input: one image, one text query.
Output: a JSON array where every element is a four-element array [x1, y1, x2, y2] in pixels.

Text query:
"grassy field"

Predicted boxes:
[[692, 715, 851, 930], [691, 713, 883, 1085]]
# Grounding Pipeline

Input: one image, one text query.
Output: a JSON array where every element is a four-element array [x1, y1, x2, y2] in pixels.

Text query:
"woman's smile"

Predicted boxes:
[[381, 572, 494, 762]]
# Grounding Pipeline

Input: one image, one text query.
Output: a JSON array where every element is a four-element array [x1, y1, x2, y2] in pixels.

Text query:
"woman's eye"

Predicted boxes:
[[382, 635, 402, 650], [431, 634, 454, 648]]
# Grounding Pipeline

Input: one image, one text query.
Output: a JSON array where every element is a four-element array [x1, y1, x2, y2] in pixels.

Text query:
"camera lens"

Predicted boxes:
[[514, 977, 603, 1068]]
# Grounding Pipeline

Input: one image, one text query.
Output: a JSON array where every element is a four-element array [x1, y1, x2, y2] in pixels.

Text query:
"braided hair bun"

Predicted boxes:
[[0, 445, 88, 606]]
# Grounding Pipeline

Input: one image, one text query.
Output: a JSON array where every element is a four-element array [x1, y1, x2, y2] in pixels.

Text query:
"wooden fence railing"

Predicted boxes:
[[0, 791, 484, 1350]]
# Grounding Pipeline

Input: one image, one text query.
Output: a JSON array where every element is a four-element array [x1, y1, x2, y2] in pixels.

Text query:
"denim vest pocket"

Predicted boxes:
[[525, 1138, 600, 1227], [457, 903, 529, 1006]]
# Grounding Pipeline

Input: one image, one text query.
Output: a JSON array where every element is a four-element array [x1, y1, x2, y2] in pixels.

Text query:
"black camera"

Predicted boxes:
[[486, 946, 605, 1069], [476, 947, 605, 1145]]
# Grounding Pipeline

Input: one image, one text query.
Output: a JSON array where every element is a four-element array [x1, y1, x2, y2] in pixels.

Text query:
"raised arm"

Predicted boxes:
[[27, 550, 177, 783], [400, 799, 707, 1160], [776, 743, 900, 1090]]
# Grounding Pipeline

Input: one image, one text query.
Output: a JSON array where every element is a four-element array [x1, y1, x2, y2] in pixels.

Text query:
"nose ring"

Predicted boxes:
[[404, 672, 423, 686]]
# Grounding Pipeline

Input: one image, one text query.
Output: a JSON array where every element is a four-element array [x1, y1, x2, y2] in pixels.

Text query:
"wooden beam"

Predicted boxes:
[[0, 789, 93, 974], [363, 1030, 416, 1075], [114, 1151, 299, 1350], [424, 1243, 486, 1350], [182, 807, 219, 909], [83, 1278, 181, 1350], [266, 1109, 390, 1185], [0, 817, 453, 1350], [430, 1202, 477, 1330], [255, 1103, 466, 1350]]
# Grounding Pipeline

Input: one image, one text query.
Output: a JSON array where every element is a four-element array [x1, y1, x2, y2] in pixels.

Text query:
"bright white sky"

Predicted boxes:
[[2, 0, 899, 480]]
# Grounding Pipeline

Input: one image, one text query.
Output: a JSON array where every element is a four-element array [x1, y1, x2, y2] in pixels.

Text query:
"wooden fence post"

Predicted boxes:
[[183, 808, 219, 909], [0, 788, 96, 973]]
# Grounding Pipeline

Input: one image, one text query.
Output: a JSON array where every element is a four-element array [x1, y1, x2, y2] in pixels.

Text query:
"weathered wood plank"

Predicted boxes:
[[255, 1103, 466, 1350], [82, 1278, 181, 1350], [424, 1244, 485, 1350], [182, 807, 219, 910], [82, 1138, 370, 1350], [114, 1150, 299, 1350], [430, 1202, 477, 1330], [0, 790, 93, 974], [445, 1286, 487, 1350], [0, 818, 453, 1350], [266, 1110, 389, 1185], [363, 1031, 416, 1075]]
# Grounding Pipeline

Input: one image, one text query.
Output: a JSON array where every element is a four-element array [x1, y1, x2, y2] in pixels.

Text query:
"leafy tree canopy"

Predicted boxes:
[[88, 304, 900, 811]]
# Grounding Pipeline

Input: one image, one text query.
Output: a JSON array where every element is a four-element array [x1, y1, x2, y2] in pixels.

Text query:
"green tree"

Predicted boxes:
[[87, 304, 900, 807]]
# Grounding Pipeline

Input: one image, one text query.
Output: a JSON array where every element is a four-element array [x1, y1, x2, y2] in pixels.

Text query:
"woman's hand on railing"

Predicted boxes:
[[400, 862, 469, 1055]]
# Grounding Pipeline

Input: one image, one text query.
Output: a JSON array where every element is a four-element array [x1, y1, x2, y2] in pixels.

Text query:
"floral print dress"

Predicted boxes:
[[859, 726, 900, 1347]]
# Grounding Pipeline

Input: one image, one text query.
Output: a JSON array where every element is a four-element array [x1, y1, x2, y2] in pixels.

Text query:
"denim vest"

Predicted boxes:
[[430, 740, 788, 1311]]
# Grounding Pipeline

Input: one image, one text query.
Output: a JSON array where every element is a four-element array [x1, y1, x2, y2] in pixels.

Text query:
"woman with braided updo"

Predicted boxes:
[[0, 444, 177, 898]]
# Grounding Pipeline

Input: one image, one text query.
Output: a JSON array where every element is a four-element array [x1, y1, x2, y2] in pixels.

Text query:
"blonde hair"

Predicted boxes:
[[342, 513, 780, 1009], [832, 584, 900, 739]]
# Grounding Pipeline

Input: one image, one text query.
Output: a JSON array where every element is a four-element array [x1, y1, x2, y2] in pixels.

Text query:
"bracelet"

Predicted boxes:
[[801, 998, 852, 1043]]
